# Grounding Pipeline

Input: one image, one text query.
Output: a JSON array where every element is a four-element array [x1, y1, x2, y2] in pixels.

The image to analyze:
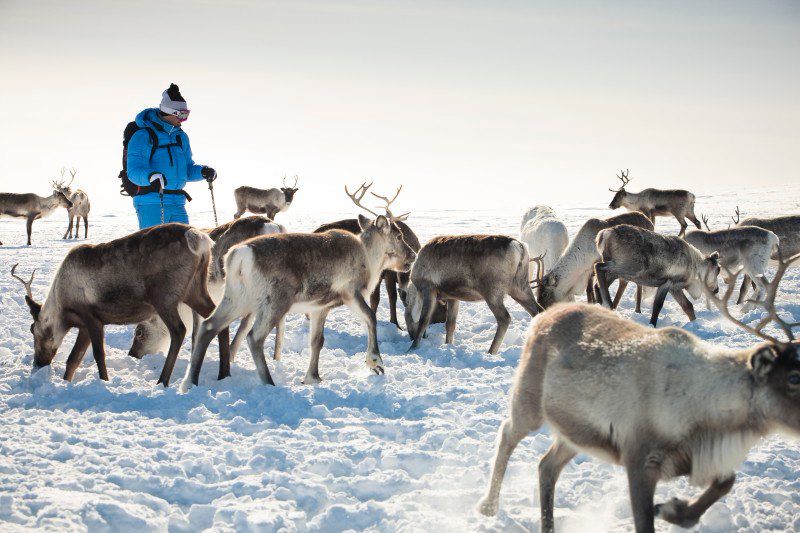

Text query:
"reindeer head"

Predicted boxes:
[[345, 182, 416, 273], [51, 167, 76, 209], [608, 169, 630, 209], [281, 174, 299, 205], [12, 265, 66, 369], [686, 251, 721, 299], [129, 316, 169, 360], [702, 249, 800, 432]]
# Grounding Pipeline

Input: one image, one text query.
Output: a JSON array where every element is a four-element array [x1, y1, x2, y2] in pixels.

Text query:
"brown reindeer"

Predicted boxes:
[[608, 169, 701, 236], [182, 184, 417, 389], [405, 235, 541, 354], [314, 183, 447, 329], [0, 173, 73, 245], [12, 224, 216, 386], [479, 251, 800, 532], [233, 175, 299, 220], [594, 224, 721, 326]]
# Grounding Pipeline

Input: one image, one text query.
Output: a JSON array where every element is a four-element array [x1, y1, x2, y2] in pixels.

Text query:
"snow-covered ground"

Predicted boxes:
[[1, 186, 798, 532]]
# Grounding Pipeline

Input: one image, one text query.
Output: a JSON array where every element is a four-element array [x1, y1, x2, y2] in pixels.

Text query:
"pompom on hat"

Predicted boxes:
[[159, 83, 189, 116]]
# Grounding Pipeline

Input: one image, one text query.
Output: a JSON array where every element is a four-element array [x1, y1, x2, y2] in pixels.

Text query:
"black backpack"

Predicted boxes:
[[118, 121, 189, 200]]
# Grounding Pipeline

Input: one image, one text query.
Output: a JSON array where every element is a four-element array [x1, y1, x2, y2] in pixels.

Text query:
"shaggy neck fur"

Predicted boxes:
[[359, 230, 389, 295]]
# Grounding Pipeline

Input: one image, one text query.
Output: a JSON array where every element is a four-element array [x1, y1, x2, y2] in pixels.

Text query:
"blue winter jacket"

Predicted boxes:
[[126, 108, 205, 206]]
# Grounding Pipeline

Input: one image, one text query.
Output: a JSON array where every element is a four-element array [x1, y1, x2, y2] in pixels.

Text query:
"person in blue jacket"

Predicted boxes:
[[126, 83, 216, 229]]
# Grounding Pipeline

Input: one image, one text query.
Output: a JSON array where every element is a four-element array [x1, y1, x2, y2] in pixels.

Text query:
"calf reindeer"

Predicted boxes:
[[594, 224, 720, 326], [736, 214, 800, 303], [519, 205, 569, 279], [12, 224, 215, 386], [182, 185, 416, 389], [404, 235, 540, 354], [233, 175, 299, 220], [0, 174, 73, 245], [536, 212, 653, 311], [479, 252, 800, 532], [686, 213, 778, 312], [608, 169, 701, 236], [128, 216, 286, 379]]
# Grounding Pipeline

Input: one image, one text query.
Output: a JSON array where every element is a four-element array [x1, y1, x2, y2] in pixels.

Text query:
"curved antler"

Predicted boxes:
[[701, 214, 711, 231], [731, 206, 740, 225], [292, 174, 298, 188], [609, 169, 631, 192], [11, 263, 36, 299], [345, 182, 382, 217], [370, 185, 409, 220], [529, 251, 547, 286]]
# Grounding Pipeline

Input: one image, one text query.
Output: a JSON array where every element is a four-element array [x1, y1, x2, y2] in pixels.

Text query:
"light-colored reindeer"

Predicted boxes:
[[0, 172, 74, 245], [479, 251, 800, 532], [181, 183, 416, 389], [519, 205, 568, 280], [54, 168, 91, 240], [608, 169, 701, 236], [233, 175, 299, 220]]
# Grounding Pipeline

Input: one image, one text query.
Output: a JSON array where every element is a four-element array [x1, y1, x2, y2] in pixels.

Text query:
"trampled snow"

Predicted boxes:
[[0, 187, 798, 532]]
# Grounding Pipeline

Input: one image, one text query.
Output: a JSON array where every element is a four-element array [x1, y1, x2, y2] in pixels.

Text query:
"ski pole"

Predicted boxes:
[[159, 189, 165, 225], [208, 179, 219, 226]]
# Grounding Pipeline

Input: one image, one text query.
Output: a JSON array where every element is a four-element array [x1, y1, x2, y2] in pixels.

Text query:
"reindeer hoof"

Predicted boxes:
[[655, 498, 698, 528], [477, 498, 498, 517], [302, 374, 321, 385], [372, 365, 385, 375]]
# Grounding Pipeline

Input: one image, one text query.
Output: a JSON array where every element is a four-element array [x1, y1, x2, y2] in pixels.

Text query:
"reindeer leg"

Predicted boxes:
[[635, 284, 643, 313], [409, 285, 436, 350], [676, 215, 688, 237], [650, 284, 670, 327], [625, 452, 660, 533], [444, 299, 459, 344], [538, 439, 579, 533], [736, 274, 752, 304], [63, 216, 73, 240], [156, 307, 187, 387], [485, 296, 511, 355], [656, 474, 735, 529], [85, 316, 109, 381], [670, 288, 696, 322], [63, 328, 91, 381], [385, 272, 401, 328], [273, 317, 285, 360], [25, 214, 36, 246], [303, 309, 329, 384], [612, 279, 629, 310], [185, 298, 241, 388], [246, 307, 282, 386], [216, 327, 231, 380], [83, 215, 89, 238], [594, 263, 614, 308], [229, 313, 255, 365], [345, 292, 384, 374], [586, 276, 595, 303], [370, 276, 381, 313]]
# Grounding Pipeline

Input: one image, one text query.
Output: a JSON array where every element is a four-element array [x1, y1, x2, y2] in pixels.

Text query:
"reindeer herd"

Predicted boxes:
[[5, 169, 800, 532]]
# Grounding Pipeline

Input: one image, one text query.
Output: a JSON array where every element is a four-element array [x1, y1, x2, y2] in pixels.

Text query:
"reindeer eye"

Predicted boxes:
[[788, 373, 800, 386]]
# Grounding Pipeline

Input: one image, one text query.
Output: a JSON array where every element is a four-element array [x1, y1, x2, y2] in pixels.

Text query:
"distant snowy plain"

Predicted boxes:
[[1, 186, 799, 532]]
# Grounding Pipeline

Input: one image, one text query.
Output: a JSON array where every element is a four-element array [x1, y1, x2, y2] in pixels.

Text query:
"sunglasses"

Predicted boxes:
[[166, 109, 191, 121]]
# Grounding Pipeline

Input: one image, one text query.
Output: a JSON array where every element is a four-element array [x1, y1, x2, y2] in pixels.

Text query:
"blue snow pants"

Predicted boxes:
[[135, 203, 190, 229]]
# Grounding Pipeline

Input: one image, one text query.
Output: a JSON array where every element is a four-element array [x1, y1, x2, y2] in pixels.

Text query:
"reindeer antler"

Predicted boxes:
[[345, 182, 382, 217], [701, 214, 711, 232], [609, 169, 631, 192], [370, 185, 410, 221], [292, 174, 298, 188], [528, 251, 547, 286], [731, 206, 740, 226], [702, 247, 800, 345], [67, 167, 77, 187], [11, 264, 36, 300]]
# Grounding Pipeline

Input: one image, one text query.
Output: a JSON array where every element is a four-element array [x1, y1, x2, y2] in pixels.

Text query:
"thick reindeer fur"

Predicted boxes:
[[314, 217, 447, 328], [233, 185, 297, 220], [0, 190, 73, 245], [595, 224, 720, 326], [63, 189, 90, 239], [610, 187, 700, 236], [24, 224, 215, 386], [128, 216, 286, 375], [735, 216, 800, 303], [479, 303, 800, 532], [685, 227, 778, 311], [537, 212, 653, 309], [404, 235, 540, 354], [182, 216, 416, 389], [519, 205, 569, 277]]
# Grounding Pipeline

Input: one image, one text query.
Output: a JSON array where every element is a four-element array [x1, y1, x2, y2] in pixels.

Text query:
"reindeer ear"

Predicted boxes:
[[374, 215, 390, 233], [749, 345, 778, 383], [707, 251, 720, 265], [357, 214, 372, 231], [25, 295, 41, 322]]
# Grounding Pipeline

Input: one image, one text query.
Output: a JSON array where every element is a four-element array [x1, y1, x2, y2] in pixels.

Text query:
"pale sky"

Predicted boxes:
[[0, 0, 798, 216]]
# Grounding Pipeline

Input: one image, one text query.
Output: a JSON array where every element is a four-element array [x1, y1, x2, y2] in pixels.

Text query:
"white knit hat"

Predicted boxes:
[[159, 83, 188, 114]]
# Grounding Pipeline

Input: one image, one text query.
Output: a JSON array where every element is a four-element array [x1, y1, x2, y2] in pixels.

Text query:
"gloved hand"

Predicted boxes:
[[149, 173, 166, 192], [201, 166, 217, 182]]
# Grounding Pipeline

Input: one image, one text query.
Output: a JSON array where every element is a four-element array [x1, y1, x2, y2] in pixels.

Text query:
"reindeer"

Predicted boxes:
[[735, 213, 800, 304], [314, 183, 447, 329], [685, 211, 778, 312], [0, 173, 74, 245], [181, 184, 417, 389], [404, 235, 541, 354], [128, 216, 286, 379], [479, 251, 800, 533], [608, 169, 701, 236], [519, 205, 569, 279], [233, 175, 299, 220], [12, 224, 216, 386], [594, 224, 721, 326], [53, 167, 91, 240], [536, 212, 653, 311]]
